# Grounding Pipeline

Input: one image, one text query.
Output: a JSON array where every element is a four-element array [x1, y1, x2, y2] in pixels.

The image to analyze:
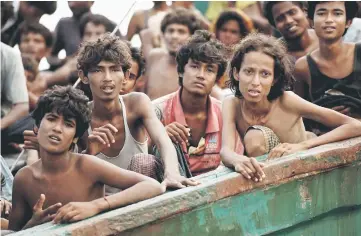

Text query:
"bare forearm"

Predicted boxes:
[[93, 180, 163, 213], [1, 103, 29, 130], [301, 121, 361, 149], [220, 147, 244, 169], [156, 136, 179, 174]]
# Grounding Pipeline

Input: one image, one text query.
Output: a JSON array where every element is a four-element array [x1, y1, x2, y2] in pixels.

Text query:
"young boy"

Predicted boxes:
[[221, 33, 361, 182], [119, 46, 146, 95], [263, 2, 319, 61], [294, 2, 360, 117], [9, 86, 164, 231], [144, 8, 203, 100], [153, 30, 242, 176]]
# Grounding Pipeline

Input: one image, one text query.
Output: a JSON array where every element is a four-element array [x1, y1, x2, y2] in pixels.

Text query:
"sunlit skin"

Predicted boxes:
[[217, 20, 242, 46], [20, 32, 49, 62]]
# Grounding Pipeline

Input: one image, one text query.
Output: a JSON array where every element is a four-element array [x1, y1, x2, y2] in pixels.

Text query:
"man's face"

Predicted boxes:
[[235, 51, 274, 103], [37, 112, 76, 154], [82, 22, 106, 43], [313, 1, 349, 41], [163, 24, 190, 55], [68, 1, 93, 18], [182, 59, 218, 96], [218, 19, 241, 46], [20, 32, 48, 62], [119, 59, 138, 95], [85, 60, 125, 101], [272, 2, 309, 40]]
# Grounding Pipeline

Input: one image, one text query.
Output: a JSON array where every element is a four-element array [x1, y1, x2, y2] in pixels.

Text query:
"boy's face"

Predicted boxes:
[[218, 19, 241, 46], [20, 32, 49, 62], [182, 59, 218, 96], [313, 1, 350, 41], [271, 2, 309, 40], [37, 112, 76, 154], [163, 23, 191, 55], [234, 51, 274, 103], [119, 59, 138, 95], [83, 60, 126, 101], [82, 22, 107, 43]]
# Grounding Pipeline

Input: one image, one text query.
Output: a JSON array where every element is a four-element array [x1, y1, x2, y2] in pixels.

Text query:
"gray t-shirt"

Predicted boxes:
[[1, 42, 29, 117]]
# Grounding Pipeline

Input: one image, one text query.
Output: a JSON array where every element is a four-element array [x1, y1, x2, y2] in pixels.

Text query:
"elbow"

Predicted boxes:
[[147, 178, 165, 196]]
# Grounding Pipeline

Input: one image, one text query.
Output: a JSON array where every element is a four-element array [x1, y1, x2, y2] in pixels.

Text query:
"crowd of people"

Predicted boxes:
[[1, 1, 361, 233]]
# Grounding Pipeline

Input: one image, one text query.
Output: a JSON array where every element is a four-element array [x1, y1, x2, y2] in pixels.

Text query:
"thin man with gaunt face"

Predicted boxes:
[[294, 1, 360, 117], [263, 2, 319, 60], [153, 30, 235, 176], [144, 8, 202, 100], [9, 86, 163, 231], [221, 33, 361, 182]]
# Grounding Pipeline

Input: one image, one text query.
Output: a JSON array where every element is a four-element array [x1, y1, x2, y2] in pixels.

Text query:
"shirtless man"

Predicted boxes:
[[263, 2, 319, 61], [143, 8, 202, 100], [76, 33, 198, 190], [294, 1, 360, 116], [9, 85, 163, 231], [221, 33, 361, 181], [153, 30, 238, 176]]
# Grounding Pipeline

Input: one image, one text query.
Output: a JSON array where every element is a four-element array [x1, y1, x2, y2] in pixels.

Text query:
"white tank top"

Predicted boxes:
[[88, 96, 148, 169]]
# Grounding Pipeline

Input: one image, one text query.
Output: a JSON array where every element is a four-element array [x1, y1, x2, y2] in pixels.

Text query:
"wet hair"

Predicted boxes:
[[263, 1, 308, 27], [161, 7, 202, 34], [32, 85, 91, 139], [22, 54, 39, 75], [229, 33, 294, 100], [130, 46, 145, 79], [176, 30, 227, 86], [79, 13, 117, 38], [214, 9, 254, 39], [77, 33, 131, 76], [12, 22, 53, 48], [308, 1, 358, 21]]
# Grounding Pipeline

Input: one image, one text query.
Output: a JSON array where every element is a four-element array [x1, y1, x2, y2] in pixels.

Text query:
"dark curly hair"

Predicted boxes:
[[77, 33, 131, 76], [229, 33, 294, 100], [130, 46, 145, 79], [161, 7, 202, 34], [308, 1, 358, 36], [176, 30, 227, 86], [12, 21, 53, 48], [263, 1, 308, 27], [32, 85, 91, 139]]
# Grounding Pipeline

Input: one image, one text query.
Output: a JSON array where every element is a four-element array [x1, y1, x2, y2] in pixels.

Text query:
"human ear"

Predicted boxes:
[[232, 67, 240, 81], [79, 70, 89, 84]]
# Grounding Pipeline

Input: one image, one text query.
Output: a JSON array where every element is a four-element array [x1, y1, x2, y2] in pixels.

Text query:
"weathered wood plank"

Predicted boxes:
[[10, 137, 361, 236]]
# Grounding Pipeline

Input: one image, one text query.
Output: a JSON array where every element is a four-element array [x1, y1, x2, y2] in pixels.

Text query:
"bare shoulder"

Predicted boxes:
[[122, 92, 152, 114], [294, 55, 311, 85], [13, 164, 35, 189], [223, 95, 239, 108], [279, 91, 304, 111]]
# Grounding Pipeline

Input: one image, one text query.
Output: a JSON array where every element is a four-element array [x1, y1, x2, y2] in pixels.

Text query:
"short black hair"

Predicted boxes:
[[12, 22, 53, 48], [79, 13, 117, 38], [229, 33, 294, 101], [130, 46, 145, 79], [176, 30, 227, 86], [161, 7, 202, 34], [214, 9, 253, 38], [308, 1, 358, 21], [32, 85, 91, 139], [263, 1, 308, 27], [27, 1, 57, 15], [308, 1, 359, 36]]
